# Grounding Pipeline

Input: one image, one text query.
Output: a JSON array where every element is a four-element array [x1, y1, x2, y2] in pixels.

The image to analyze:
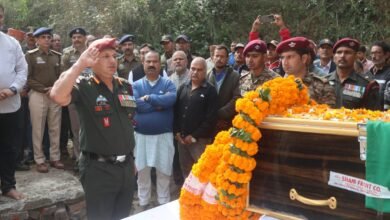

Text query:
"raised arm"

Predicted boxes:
[[50, 46, 99, 106]]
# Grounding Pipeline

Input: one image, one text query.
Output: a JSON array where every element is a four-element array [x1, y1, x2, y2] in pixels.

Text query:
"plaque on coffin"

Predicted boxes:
[[247, 117, 390, 220]]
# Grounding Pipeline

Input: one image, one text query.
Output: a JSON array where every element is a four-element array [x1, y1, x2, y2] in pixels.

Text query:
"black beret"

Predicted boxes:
[[119, 34, 135, 44], [69, 27, 87, 37]]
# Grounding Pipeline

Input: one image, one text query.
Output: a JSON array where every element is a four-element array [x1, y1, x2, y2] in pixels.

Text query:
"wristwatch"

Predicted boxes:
[[9, 86, 17, 95]]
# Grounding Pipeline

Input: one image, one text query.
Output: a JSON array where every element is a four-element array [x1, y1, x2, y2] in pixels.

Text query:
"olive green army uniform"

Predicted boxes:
[[73, 75, 136, 220], [326, 71, 381, 110], [303, 72, 336, 107], [161, 52, 173, 72], [26, 48, 62, 165], [61, 46, 83, 72], [117, 55, 140, 79], [239, 69, 280, 95]]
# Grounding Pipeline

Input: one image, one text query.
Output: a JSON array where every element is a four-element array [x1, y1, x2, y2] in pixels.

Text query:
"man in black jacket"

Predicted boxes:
[[207, 45, 241, 133]]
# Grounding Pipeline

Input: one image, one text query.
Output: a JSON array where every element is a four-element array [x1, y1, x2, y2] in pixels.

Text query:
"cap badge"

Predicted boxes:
[[255, 45, 261, 50], [349, 42, 355, 47], [288, 42, 296, 48]]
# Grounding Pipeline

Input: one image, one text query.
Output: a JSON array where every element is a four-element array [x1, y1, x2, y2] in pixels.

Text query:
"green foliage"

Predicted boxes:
[[2, 0, 389, 56]]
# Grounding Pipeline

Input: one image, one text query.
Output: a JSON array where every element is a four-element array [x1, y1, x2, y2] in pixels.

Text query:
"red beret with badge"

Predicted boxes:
[[243, 39, 267, 56], [276, 37, 310, 54], [333, 38, 360, 53], [89, 38, 117, 52]]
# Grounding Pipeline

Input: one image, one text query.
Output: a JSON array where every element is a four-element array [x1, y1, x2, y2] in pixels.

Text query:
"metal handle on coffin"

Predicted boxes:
[[289, 188, 337, 210]]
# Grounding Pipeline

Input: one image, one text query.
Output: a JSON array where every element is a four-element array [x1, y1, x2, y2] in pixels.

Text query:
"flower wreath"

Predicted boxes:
[[179, 76, 311, 219]]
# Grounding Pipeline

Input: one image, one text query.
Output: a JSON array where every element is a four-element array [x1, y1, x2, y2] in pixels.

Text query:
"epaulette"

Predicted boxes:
[[62, 46, 73, 53], [26, 48, 39, 54], [114, 76, 130, 86], [76, 74, 92, 84], [50, 49, 62, 56]]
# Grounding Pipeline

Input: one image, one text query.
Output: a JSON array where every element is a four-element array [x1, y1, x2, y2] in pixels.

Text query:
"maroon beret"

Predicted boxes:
[[243, 39, 267, 56], [89, 38, 117, 51], [276, 37, 310, 54], [333, 38, 360, 53]]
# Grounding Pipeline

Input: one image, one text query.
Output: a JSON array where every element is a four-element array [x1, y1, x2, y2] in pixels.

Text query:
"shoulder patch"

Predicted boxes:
[[62, 46, 73, 53], [27, 48, 39, 54]]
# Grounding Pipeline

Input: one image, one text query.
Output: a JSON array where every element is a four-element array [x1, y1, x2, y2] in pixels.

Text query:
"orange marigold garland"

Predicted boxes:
[[180, 76, 310, 219]]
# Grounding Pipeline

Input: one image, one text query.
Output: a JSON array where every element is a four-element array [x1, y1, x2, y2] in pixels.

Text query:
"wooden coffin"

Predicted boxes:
[[247, 117, 389, 220]]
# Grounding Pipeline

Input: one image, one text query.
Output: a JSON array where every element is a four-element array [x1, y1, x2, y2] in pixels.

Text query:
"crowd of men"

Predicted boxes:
[[1, 3, 390, 219]]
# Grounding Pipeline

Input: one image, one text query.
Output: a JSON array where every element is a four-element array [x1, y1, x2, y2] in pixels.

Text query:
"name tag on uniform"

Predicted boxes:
[[343, 83, 365, 98], [118, 94, 136, 108], [36, 57, 46, 64]]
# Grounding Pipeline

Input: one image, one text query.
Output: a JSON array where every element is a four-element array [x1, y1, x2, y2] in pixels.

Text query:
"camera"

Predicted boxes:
[[259, 14, 275, 23]]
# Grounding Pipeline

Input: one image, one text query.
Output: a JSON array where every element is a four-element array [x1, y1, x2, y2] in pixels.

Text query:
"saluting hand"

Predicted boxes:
[[76, 46, 100, 69]]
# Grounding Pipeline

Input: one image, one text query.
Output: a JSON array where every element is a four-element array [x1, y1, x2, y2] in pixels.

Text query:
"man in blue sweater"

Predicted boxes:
[[132, 51, 177, 208]]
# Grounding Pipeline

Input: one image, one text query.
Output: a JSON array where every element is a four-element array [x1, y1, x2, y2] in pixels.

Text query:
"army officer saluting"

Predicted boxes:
[[50, 38, 136, 220]]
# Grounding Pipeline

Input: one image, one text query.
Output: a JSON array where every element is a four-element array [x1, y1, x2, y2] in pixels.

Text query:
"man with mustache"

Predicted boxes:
[[207, 45, 241, 132], [117, 34, 140, 79], [132, 51, 176, 209], [365, 41, 390, 110], [50, 38, 137, 220], [26, 27, 64, 173], [61, 27, 88, 168], [326, 38, 380, 110], [276, 37, 336, 106]]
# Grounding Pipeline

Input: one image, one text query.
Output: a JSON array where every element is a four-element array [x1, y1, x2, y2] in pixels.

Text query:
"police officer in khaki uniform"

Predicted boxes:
[[276, 37, 336, 106], [117, 34, 140, 79], [326, 38, 381, 110], [239, 39, 280, 95], [61, 27, 88, 166], [26, 27, 64, 173], [50, 38, 136, 220]]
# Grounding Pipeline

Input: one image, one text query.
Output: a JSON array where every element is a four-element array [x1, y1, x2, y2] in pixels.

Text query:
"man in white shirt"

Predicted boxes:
[[0, 4, 27, 200]]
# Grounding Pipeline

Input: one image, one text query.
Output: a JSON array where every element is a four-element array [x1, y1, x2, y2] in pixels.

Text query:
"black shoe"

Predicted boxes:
[[15, 163, 30, 171], [24, 159, 34, 165]]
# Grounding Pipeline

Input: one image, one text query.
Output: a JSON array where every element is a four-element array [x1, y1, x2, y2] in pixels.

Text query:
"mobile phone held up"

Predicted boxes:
[[259, 14, 275, 23]]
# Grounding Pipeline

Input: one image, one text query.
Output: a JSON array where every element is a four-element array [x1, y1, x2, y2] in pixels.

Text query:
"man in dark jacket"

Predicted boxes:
[[207, 45, 241, 132]]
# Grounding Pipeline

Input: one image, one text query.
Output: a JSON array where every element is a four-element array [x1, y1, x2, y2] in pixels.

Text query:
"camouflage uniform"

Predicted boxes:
[[239, 69, 280, 95], [303, 72, 336, 107]]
